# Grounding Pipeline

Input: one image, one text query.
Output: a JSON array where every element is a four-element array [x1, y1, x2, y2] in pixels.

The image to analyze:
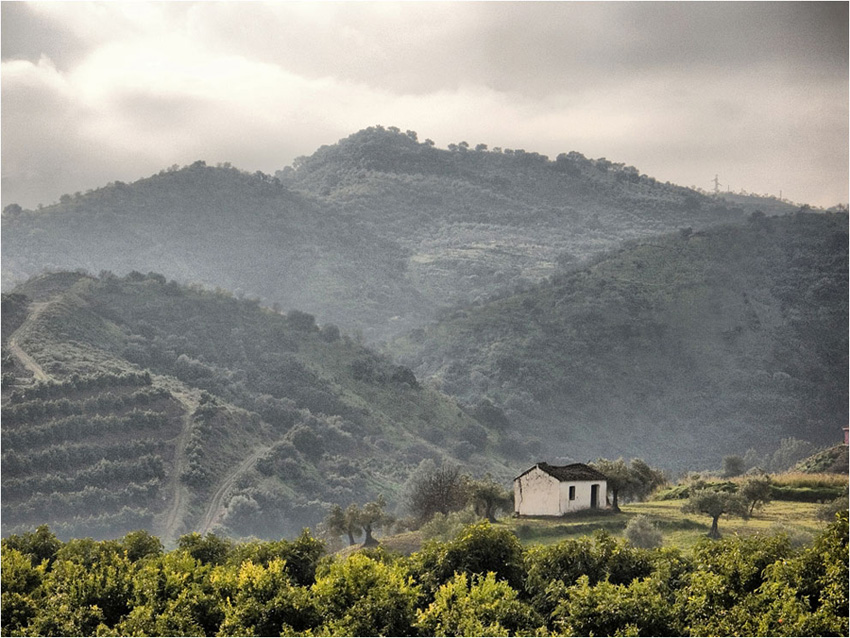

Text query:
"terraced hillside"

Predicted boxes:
[[1, 272, 511, 542]]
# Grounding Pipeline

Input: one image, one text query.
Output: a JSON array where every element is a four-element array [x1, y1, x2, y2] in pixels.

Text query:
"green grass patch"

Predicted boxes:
[[499, 499, 829, 551]]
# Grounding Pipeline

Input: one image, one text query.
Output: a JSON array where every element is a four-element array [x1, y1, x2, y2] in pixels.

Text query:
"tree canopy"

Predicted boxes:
[[2, 515, 846, 636]]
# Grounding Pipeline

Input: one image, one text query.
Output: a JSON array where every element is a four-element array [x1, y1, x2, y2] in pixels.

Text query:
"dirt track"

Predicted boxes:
[[159, 394, 199, 544], [198, 445, 270, 535], [8, 301, 52, 382]]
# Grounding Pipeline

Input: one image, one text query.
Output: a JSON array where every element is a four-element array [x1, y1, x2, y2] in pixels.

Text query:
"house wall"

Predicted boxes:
[[559, 480, 607, 513], [514, 467, 561, 516]]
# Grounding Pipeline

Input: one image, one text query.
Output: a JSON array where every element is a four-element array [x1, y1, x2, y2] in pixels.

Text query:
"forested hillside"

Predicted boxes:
[[2, 126, 762, 341], [1, 272, 510, 541], [390, 211, 848, 469]]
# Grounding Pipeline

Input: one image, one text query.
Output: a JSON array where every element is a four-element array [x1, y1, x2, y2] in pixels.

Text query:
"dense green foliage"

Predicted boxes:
[[3, 127, 759, 341], [2, 515, 846, 636], [1, 273, 510, 541], [391, 212, 848, 469]]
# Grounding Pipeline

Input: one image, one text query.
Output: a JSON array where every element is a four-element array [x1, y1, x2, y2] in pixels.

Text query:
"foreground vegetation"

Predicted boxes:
[[2, 512, 846, 636]]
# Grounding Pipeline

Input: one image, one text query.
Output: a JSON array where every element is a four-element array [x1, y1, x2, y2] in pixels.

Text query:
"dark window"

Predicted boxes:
[[569, 486, 576, 500]]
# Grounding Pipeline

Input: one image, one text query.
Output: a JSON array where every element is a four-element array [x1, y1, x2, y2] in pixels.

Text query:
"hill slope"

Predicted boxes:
[[1, 272, 510, 542], [2, 126, 760, 341], [389, 211, 848, 470]]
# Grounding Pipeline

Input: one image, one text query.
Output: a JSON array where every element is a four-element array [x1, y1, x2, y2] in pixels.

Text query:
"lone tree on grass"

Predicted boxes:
[[406, 462, 468, 524], [682, 488, 749, 539], [740, 474, 773, 515], [591, 458, 632, 512]]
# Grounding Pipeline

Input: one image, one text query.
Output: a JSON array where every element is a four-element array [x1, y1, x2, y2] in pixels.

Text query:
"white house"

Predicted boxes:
[[514, 462, 608, 516]]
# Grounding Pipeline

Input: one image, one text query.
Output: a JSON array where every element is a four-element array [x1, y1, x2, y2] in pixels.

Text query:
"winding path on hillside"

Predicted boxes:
[[160, 394, 198, 544], [198, 445, 270, 535], [8, 301, 53, 382]]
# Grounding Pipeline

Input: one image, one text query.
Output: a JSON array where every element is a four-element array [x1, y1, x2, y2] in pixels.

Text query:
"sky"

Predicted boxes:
[[2, 1, 848, 209]]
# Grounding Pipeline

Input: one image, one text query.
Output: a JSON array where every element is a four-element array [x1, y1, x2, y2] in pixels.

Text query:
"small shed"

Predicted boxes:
[[514, 462, 608, 516]]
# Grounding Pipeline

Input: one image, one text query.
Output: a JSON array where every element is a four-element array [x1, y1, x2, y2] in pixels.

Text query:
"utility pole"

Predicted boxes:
[[712, 174, 722, 196]]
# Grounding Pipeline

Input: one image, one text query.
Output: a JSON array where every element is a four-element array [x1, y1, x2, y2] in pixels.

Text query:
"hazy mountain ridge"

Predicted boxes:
[[1, 272, 512, 541], [389, 211, 848, 469], [2, 163, 430, 341], [1, 126, 785, 341]]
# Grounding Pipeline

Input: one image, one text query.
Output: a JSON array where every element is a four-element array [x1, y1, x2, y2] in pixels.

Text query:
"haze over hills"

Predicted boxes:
[[1, 127, 843, 542], [389, 212, 849, 470], [1, 272, 511, 541], [1, 126, 792, 342]]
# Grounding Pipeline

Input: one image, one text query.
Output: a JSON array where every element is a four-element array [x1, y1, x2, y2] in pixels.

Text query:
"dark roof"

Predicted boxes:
[[515, 462, 608, 482]]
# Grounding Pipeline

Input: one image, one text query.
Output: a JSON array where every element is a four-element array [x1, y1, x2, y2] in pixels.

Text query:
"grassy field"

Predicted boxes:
[[359, 472, 847, 556], [365, 498, 836, 557], [501, 498, 834, 551]]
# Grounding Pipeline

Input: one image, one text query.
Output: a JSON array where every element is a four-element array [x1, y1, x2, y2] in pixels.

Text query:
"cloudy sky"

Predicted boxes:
[[2, 1, 847, 209]]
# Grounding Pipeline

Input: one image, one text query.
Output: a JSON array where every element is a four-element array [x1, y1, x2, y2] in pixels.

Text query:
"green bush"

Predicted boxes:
[[1, 515, 846, 637], [624, 515, 663, 549], [770, 485, 846, 503]]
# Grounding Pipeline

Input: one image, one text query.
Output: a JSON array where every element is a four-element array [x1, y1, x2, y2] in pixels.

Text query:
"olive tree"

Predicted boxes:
[[682, 489, 749, 539], [405, 461, 468, 524], [358, 495, 394, 547], [323, 504, 362, 546], [739, 475, 773, 515], [466, 475, 512, 523]]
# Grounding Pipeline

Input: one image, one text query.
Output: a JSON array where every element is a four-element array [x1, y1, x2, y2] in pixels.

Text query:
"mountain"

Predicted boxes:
[[1, 272, 511, 542], [388, 211, 848, 470], [1, 163, 430, 343], [1, 126, 773, 342]]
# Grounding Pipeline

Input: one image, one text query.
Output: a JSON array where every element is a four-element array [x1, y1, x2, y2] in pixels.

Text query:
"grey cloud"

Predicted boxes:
[[1, 3, 89, 69], [0, 2, 846, 209], [190, 3, 847, 98]]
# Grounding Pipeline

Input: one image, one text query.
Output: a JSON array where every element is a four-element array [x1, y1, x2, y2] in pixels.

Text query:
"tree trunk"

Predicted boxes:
[[709, 515, 721, 539], [611, 489, 621, 512], [362, 524, 378, 547], [346, 531, 356, 546]]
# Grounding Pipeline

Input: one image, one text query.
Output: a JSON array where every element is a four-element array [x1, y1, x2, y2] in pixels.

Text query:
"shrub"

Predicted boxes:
[[311, 553, 420, 636], [416, 572, 542, 636], [624, 515, 663, 549], [414, 522, 526, 595], [816, 494, 849, 522], [420, 506, 481, 541]]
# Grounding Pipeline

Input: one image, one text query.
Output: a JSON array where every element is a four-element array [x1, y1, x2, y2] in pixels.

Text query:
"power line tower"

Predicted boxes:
[[712, 174, 722, 196]]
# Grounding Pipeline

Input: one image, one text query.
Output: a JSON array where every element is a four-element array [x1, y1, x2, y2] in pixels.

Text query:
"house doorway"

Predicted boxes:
[[590, 484, 599, 509]]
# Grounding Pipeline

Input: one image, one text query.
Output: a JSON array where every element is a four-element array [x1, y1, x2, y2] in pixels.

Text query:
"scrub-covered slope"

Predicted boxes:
[[3, 126, 760, 341], [390, 211, 848, 469]]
